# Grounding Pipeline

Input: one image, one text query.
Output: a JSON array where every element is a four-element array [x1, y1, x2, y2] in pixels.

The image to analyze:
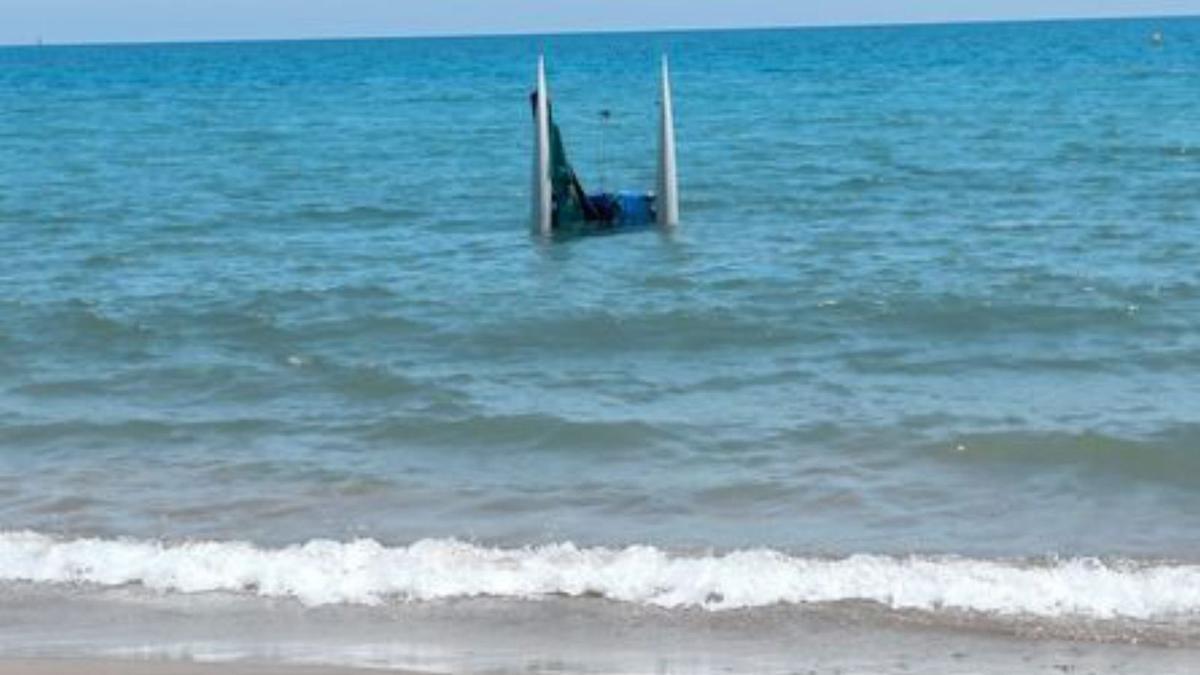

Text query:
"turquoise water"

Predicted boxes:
[[2, 20, 1200, 647]]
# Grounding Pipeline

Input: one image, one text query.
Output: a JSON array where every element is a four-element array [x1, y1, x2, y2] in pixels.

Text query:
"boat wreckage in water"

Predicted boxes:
[[531, 55, 679, 235]]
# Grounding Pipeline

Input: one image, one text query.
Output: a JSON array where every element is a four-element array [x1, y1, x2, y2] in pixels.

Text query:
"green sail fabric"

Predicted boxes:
[[548, 114, 589, 225]]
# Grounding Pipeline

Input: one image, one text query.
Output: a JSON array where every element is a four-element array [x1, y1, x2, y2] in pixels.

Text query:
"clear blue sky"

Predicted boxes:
[[1, 0, 1195, 45]]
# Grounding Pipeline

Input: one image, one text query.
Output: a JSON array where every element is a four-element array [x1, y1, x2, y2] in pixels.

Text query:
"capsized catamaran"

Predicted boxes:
[[531, 55, 679, 234]]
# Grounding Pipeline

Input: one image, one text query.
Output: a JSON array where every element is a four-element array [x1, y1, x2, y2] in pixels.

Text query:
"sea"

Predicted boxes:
[[1, 16, 1199, 674]]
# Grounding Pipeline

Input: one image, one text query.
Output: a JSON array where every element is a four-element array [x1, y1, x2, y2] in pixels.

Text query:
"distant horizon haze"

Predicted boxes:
[[0, 0, 1197, 46]]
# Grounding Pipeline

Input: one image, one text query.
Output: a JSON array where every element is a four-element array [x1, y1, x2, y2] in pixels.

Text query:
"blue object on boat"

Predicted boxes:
[[615, 191, 655, 225], [584, 191, 656, 227]]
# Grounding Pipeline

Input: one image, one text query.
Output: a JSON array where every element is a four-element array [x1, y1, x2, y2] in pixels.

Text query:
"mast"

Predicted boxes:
[[657, 54, 679, 227]]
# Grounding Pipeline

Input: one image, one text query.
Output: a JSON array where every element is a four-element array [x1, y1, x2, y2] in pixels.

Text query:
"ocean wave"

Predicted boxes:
[[360, 413, 677, 453], [941, 427, 1200, 485], [459, 307, 809, 355], [1, 532, 1198, 620]]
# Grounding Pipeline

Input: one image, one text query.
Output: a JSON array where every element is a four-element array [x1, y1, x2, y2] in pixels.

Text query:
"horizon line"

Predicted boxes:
[[3, 11, 1196, 49]]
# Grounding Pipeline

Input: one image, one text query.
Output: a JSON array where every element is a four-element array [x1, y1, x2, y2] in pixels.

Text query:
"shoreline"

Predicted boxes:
[[4, 586, 1199, 675]]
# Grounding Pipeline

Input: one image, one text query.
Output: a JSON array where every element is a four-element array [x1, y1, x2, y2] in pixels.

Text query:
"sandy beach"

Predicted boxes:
[[0, 661, 408, 675]]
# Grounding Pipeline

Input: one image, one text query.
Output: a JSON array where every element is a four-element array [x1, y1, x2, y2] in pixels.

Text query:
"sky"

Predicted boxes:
[[1, 0, 1196, 46]]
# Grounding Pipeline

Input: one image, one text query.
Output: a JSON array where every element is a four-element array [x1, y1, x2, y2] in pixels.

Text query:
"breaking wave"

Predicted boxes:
[[1, 531, 1199, 620]]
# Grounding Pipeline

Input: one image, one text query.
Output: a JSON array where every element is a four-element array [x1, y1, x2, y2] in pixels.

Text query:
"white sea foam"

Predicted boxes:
[[0, 531, 1197, 620]]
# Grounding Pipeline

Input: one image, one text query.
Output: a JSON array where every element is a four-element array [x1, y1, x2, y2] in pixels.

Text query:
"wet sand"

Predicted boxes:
[[3, 646, 1200, 675], [3, 585, 1198, 674]]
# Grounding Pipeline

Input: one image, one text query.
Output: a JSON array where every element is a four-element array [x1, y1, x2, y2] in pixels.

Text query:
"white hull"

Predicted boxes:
[[657, 55, 679, 227], [532, 56, 553, 235]]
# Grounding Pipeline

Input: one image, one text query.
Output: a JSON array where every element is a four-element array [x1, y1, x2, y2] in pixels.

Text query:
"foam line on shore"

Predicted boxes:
[[1, 531, 1198, 619]]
